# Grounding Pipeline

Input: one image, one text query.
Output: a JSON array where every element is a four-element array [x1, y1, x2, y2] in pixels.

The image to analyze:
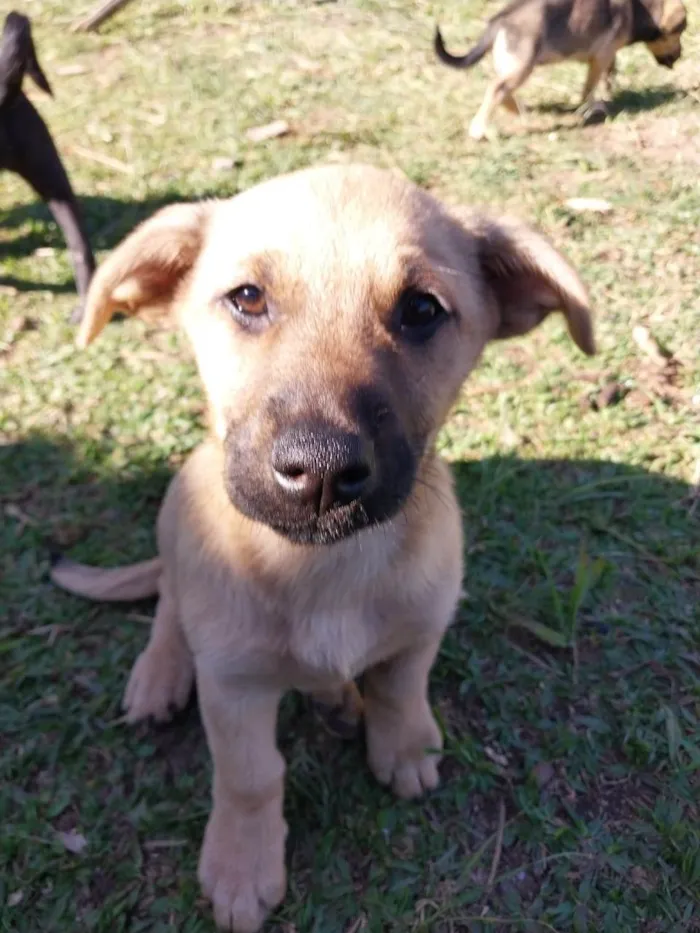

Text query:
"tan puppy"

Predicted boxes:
[[435, 0, 688, 139], [52, 164, 594, 933]]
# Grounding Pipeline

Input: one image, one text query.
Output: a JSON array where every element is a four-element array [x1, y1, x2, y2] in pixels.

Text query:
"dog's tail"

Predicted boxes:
[[434, 22, 497, 70], [50, 555, 162, 602]]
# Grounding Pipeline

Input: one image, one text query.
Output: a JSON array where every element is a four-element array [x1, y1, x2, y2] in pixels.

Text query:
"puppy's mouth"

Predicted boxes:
[[226, 482, 410, 546], [656, 54, 677, 68], [250, 502, 403, 546]]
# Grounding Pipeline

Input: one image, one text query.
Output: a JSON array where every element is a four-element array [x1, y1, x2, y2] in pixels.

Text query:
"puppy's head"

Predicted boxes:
[[78, 165, 594, 546], [638, 0, 687, 67]]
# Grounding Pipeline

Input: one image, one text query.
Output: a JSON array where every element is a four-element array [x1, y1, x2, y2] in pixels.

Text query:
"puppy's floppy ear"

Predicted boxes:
[[76, 202, 211, 348], [467, 213, 595, 356], [659, 0, 686, 32]]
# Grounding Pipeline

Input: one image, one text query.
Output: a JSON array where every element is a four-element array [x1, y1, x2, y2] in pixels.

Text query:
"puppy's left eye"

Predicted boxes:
[[223, 284, 268, 320], [395, 289, 448, 342]]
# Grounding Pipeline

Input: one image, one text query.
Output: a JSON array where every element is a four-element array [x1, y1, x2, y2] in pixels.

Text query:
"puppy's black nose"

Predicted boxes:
[[271, 425, 374, 515]]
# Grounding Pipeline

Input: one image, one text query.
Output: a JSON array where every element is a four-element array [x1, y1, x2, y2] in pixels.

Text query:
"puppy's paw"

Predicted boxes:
[[579, 99, 609, 126], [199, 803, 287, 933], [366, 701, 443, 799], [468, 118, 489, 141], [123, 642, 194, 723], [375, 751, 441, 799]]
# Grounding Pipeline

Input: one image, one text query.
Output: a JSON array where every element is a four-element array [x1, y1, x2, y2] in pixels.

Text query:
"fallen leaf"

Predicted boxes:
[[509, 617, 570, 649], [532, 761, 555, 789], [484, 746, 509, 768], [126, 612, 156, 624], [4, 503, 37, 529], [70, 145, 134, 175], [246, 119, 291, 143], [565, 197, 613, 213], [663, 704, 681, 764], [629, 865, 654, 891], [57, 830, 88, 854], [291, 54, 323, 73], [142, 838, 188, 850], [344, 915, 367, 933], [55, 63, 88, 76], [7, 890, 23, 907]]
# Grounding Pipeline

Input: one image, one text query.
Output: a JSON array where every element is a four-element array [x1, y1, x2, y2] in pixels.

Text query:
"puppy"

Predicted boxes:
[[0, 11, 95, 319], [52, 164, 594, 932], [434, 0, 688, 139]]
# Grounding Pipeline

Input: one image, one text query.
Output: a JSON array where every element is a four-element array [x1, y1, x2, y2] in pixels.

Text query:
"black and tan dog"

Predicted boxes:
[[435, 0, 688, 139], [0, 11, 95, 318]]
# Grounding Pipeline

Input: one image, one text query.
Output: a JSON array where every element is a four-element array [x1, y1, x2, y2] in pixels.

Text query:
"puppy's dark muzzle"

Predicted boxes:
[[271, 425, 375, 516], [655, 53, 679, 68]]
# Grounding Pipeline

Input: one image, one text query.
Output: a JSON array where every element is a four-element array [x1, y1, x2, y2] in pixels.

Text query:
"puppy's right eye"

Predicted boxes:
[[222, 284, 268, 322], [395, 289, 449, 343]]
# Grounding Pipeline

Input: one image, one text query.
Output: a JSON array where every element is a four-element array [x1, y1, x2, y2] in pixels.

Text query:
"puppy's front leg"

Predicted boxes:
[[197, 671, 287, 933], [364, 639, 443, 799], [579, 47, 618, 122]]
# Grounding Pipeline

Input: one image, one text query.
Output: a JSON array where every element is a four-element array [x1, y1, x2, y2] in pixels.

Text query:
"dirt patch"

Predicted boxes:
[[595, 112, 700, 165]]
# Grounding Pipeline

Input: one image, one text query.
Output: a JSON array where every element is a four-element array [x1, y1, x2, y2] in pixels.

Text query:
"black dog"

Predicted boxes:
[[1, 11, 95, 320]]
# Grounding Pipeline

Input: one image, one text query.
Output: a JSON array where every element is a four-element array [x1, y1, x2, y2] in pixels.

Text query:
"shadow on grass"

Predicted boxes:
[[2, 431, 698, 930], [533, 85, 678, 117], [0, 188, 223, 294], [609, 85, 681, 116], [0, 273, 77, 295]]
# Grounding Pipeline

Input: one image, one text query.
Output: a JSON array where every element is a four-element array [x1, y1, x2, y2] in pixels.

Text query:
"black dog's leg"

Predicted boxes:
[[45, 197, 96, 322], [6, 95, 95, 321]]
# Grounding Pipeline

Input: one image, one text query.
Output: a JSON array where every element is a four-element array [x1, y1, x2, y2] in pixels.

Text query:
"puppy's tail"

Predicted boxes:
[[50, 555, 162, 602], [434, 22, 496, 70]]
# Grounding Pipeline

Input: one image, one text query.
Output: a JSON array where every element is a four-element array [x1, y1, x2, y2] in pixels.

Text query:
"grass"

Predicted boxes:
[[1, 1, 699, 931]]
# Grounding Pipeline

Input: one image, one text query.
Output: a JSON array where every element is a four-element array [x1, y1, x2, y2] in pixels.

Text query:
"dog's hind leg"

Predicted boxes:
[[469, 30, 534, 139], [6, 95, 95, 320], [123, 571, 194, 723], [502, 91, 525, 117], [45, 197, 96, 322], [310, 681, 364, 739]]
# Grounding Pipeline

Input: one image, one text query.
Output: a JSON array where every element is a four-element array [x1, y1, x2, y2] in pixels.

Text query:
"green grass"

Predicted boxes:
[[1, 1, 699, 931]]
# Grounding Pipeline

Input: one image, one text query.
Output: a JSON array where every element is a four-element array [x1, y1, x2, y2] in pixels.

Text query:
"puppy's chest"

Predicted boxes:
[[282, 603, 394, 687]]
